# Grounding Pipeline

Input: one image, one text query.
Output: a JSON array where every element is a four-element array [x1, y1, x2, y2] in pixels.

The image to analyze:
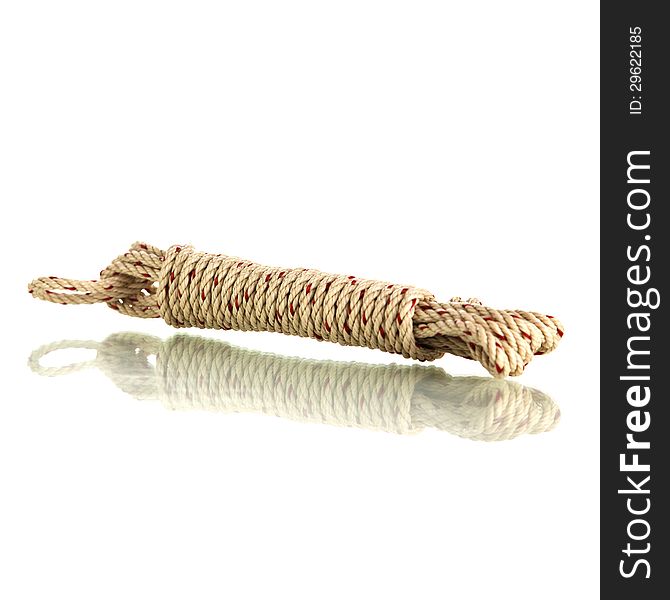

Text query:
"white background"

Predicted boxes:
[[0, 2, 599, 598]]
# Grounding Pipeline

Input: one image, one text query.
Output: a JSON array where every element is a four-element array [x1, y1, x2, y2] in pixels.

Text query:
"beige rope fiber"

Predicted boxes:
[[29, 333, 561, 441], [28, 242, 564, 378]]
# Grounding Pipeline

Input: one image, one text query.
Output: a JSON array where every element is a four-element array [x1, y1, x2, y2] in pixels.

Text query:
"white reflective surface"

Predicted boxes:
[[2, 318, 597, 600]]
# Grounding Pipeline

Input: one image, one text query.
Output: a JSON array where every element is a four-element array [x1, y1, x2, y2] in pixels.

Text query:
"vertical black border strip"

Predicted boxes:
[[601, 2, 668, 596]]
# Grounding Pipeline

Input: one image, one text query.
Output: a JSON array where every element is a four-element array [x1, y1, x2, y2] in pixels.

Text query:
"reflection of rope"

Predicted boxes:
[[29, 333, 560, 441], [28, 242, 564, 378], [27, 340, 101, 376]]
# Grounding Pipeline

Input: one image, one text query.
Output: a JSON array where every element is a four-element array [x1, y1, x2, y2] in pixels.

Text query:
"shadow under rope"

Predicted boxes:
[[29, 332, 560, 442]]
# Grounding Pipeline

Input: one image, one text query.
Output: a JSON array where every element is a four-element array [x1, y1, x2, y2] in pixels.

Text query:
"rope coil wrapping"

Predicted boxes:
[[29, 333, 561, 441], [28, 242, 564, 378]]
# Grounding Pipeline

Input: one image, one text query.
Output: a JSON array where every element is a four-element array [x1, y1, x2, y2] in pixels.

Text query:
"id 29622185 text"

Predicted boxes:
[[629, 27, 643, 115]]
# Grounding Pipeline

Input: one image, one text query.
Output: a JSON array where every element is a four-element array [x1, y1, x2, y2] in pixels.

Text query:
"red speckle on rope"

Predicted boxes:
[[213, 276, 218, 286], [362, 313, 367, 324], [401, 288, 408, 294], [521, 331, 532, 340], [359, 289, 365, 299], [170, 271, 175, 282], [64, 286, 77, 291], [201, 290, 206, 301], [244, 291, 249, 301], [139, 244, 147, 250], [344, 323, 351, 334], [279, 271, 285, 278], [379, 326, 385, 338], [495, 364, 504, 374], [290, 302, 295, 316], [324, 321, 331, 333], [265, 274, 272, 283], [305, 283, 312, 294], [104, 285, 114, 290], [557, 329, 564, 337], [101, 297, 113, 302], [546, 315, 555, 319]]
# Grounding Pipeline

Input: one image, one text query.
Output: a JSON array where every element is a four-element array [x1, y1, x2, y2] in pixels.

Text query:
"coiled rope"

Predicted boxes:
[[28, 242, 564, 378], [29, 333, 560, 441]]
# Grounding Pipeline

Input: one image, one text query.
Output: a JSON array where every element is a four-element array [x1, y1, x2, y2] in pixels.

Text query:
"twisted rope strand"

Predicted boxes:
[[29, 333, 561, 441], [28, 242, 564, 377]]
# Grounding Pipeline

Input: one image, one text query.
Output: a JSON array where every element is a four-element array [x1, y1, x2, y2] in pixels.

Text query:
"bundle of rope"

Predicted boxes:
[[29, 333, 561, 441], [28, 242, 564, 378]]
